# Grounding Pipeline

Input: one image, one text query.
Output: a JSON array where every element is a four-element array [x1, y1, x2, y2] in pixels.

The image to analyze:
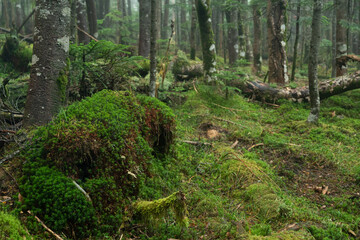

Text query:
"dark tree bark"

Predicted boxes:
[[331, 5, 337, 78], [196, 0, 216, 81], [267, 0, 288, 84], [70, 0, 77, 43], [242, 0, 252, 61], [290, 0, 301, 82], [139, 0, 151, 57], [336, 0, 347, 77], [180, 0, 187, 51], [307, 0, 322, 123], [238, 8, 246, 59], [86, 0, 98, 38], [225, 5, 239, 66], [127, 0, 132, 17], [77, 0, 90, 44], [149, 0, 158, 97], [23, 0, 70, 126], [353, 0, 359, 54], [15, 2, 24, 33], [252, 2, 262, 75], [162, 0, 170, 39], [190, 0, 197, 60]]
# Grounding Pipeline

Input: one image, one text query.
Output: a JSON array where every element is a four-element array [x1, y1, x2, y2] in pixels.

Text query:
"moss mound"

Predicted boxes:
[[20, 90, 175, 238], [0, 211, 30, 240], [1, 34, 32, 72]]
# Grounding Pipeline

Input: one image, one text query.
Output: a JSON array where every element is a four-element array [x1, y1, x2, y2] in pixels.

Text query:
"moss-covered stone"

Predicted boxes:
[[20, 90, 176, 237]]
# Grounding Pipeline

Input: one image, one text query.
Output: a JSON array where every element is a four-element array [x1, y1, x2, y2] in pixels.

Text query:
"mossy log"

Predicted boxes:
[[229, 71, 360, 102], [133, 191, 188, 227]]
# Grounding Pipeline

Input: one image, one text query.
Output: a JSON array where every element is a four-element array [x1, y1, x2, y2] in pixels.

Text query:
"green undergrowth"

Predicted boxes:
[[19, 90, 176, 238], [135, 85, 360, 239], [0, 211, 30, 240]]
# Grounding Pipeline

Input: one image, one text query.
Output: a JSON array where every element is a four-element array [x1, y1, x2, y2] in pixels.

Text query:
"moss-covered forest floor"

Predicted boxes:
[[1, 51, 360, 239], [137, 83, 360, 239]]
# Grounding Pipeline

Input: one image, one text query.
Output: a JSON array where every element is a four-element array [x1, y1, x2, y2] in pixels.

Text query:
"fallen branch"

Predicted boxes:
[[27, 210, 64, 240], [228, 71, 360, 102], [72, 180, 92, 202], [76, 25, 98, 42], [247, 143, 264, 151], [213, 116, 245, 128], [180, 140, 212, 147], [0, 149, 21, 166]]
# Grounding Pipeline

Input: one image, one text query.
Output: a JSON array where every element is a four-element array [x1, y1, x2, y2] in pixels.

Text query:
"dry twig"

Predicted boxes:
[[27, 211, 64, 240]]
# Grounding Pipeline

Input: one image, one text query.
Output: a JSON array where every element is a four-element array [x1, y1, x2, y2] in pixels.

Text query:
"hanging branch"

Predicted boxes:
[[17, 9, 35, 33]]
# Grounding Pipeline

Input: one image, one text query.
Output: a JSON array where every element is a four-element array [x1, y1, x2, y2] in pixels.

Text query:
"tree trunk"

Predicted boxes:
[[267, 0, 288, 84], [352, 0, 359, 54], [162, 0, 170, 39], [225, 6, 238, 66], [238, 9, 246, 59], [290, 0, 300, 82], [139, 0, 151, 57], [252, 3, 261, 75], [307, 0, 322, 123], [195, 0, 216, 81], [77, 0, 90, 44], [23, 0, 70, 126], [180, 0, 187, 51], [242, 0, 252, 62], [15, 2, 23, 33], [190, 0, 197, 60], [336, 0, 347, 77], [86, 0, 98, 38], [127, 0, 132, 17], [331, 5, 337, 78], [70, 0, 77, 43], [149, 0, 158, 97]]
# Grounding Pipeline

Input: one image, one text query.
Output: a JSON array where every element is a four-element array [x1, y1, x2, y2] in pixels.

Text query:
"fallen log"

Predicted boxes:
[[230, 71, 360, 103]]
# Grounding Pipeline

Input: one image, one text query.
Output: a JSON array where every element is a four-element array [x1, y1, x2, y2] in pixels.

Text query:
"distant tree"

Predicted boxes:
[[267, 0, 288, 84], [86, 0, 98, 38], [290, 0, 301, 82], [251, 0, 262, 75], [307, 0, 322, 123], [195, 0, 216, 81], [225, 1, 239, 66], [77, 0, 90, 44], [149, 0, 158, 97], [138, 0, 151, 57], [335, 0, 347, 76], [162, 0, 170, 39], [23, 0, 71, 126], [190, 0, 197, 60]]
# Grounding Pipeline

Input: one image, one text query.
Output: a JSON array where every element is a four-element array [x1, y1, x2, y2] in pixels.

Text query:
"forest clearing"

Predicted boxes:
[[1, 0, 360, 239]]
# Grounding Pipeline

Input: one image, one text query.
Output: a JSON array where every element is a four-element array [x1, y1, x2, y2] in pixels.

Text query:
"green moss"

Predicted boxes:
[[20, 90, 176, 237], [0, 211, 30, 240], [249, 230, 314, 239], [244, 183, 288, 220], [133, 191, 188, 227]]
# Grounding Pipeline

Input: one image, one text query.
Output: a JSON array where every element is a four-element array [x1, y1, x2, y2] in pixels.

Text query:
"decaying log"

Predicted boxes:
[[231, 71, 360, 103]]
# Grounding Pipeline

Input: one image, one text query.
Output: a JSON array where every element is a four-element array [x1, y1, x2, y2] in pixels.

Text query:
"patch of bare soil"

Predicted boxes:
[[199, 123, 229, 140], [262, 148, 359, 204]]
